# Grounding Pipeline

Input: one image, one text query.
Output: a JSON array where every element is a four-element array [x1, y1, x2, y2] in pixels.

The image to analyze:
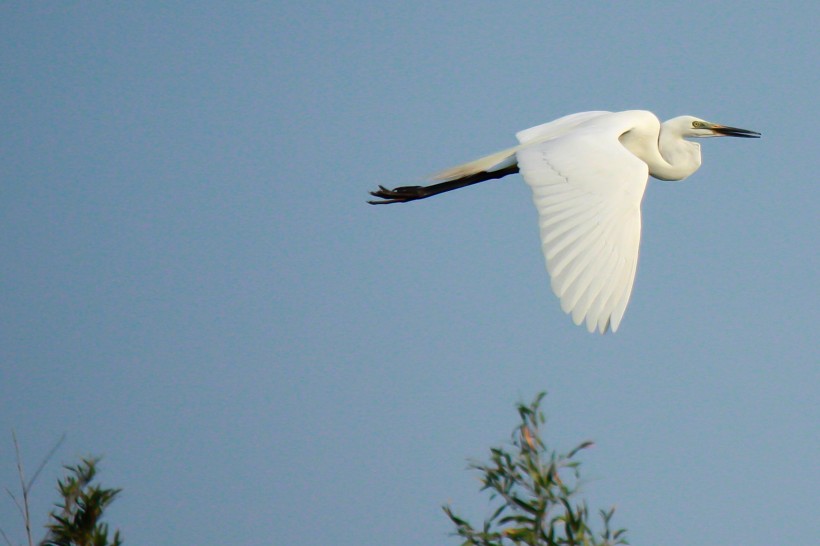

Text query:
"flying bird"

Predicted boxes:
[[369, 110, 760, 333]]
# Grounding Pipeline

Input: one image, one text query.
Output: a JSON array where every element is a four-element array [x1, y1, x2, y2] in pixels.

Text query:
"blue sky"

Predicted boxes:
[[1, 2, 817, 545]]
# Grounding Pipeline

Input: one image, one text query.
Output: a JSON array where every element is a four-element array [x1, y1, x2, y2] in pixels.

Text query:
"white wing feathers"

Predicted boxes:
[[515, 111, 610, 143], [431, 145, 519, 182], [516, 116, 648, 333], [432, 111, 612, 183]]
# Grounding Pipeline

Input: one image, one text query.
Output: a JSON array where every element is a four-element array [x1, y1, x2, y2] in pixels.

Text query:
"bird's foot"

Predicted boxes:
[[368, 185, 429, 204]]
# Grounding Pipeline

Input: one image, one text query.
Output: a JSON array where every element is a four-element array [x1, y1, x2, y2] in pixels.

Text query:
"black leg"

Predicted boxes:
[[368, 165, 519, 204]]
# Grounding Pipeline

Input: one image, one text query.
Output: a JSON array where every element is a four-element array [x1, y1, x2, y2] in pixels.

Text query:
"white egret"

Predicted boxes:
[[369, 110, 760, 333]]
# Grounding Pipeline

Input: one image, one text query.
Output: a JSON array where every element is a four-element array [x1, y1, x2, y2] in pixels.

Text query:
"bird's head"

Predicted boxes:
[[666, 116, 761, 139]]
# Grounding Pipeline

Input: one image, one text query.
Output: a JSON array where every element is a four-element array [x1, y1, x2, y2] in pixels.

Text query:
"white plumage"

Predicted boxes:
[[370, 110, 760, 333]]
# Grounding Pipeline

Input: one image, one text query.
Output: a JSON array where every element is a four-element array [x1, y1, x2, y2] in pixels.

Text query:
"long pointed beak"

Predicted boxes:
[[712, 125, 761, 138]]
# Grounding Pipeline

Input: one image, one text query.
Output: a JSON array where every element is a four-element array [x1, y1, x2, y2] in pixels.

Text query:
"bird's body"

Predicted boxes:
[[370, 110, 760, 333]]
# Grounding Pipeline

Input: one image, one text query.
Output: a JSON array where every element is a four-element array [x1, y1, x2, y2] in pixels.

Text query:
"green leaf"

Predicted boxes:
[[445, 392, 628, 546]]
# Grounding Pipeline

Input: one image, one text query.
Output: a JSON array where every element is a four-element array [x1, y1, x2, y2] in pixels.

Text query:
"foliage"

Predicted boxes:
[[443, 393, 627, 546], [2, 437, 123, 546], [39, 458, 122, 546]]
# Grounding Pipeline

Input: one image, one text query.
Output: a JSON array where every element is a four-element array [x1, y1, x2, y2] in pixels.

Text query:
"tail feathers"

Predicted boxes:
[[431, 146, 519, 181]]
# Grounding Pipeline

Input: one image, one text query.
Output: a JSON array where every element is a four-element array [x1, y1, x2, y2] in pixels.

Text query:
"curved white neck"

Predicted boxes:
[[620, 120, 703, 181], [652, 128, 702, 181]]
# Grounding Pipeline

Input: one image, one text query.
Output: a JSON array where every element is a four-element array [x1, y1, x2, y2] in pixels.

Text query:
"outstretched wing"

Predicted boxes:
[[515, 111, 610, 144], [431, 111, 612, 183], [516, 116, 649, 333]]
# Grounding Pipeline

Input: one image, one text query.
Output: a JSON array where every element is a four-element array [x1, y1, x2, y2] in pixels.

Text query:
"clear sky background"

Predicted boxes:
[[1, 2, 817, 545]]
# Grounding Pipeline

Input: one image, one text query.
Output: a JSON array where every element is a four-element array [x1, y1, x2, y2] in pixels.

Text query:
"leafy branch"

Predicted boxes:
[[40, 458, 122, 546], [2, 435, 122, 546], [444, 392, 627, 546]]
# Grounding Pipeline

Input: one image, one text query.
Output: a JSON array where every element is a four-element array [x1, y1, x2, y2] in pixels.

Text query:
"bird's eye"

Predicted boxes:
[[692, 121, 704, 128]]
